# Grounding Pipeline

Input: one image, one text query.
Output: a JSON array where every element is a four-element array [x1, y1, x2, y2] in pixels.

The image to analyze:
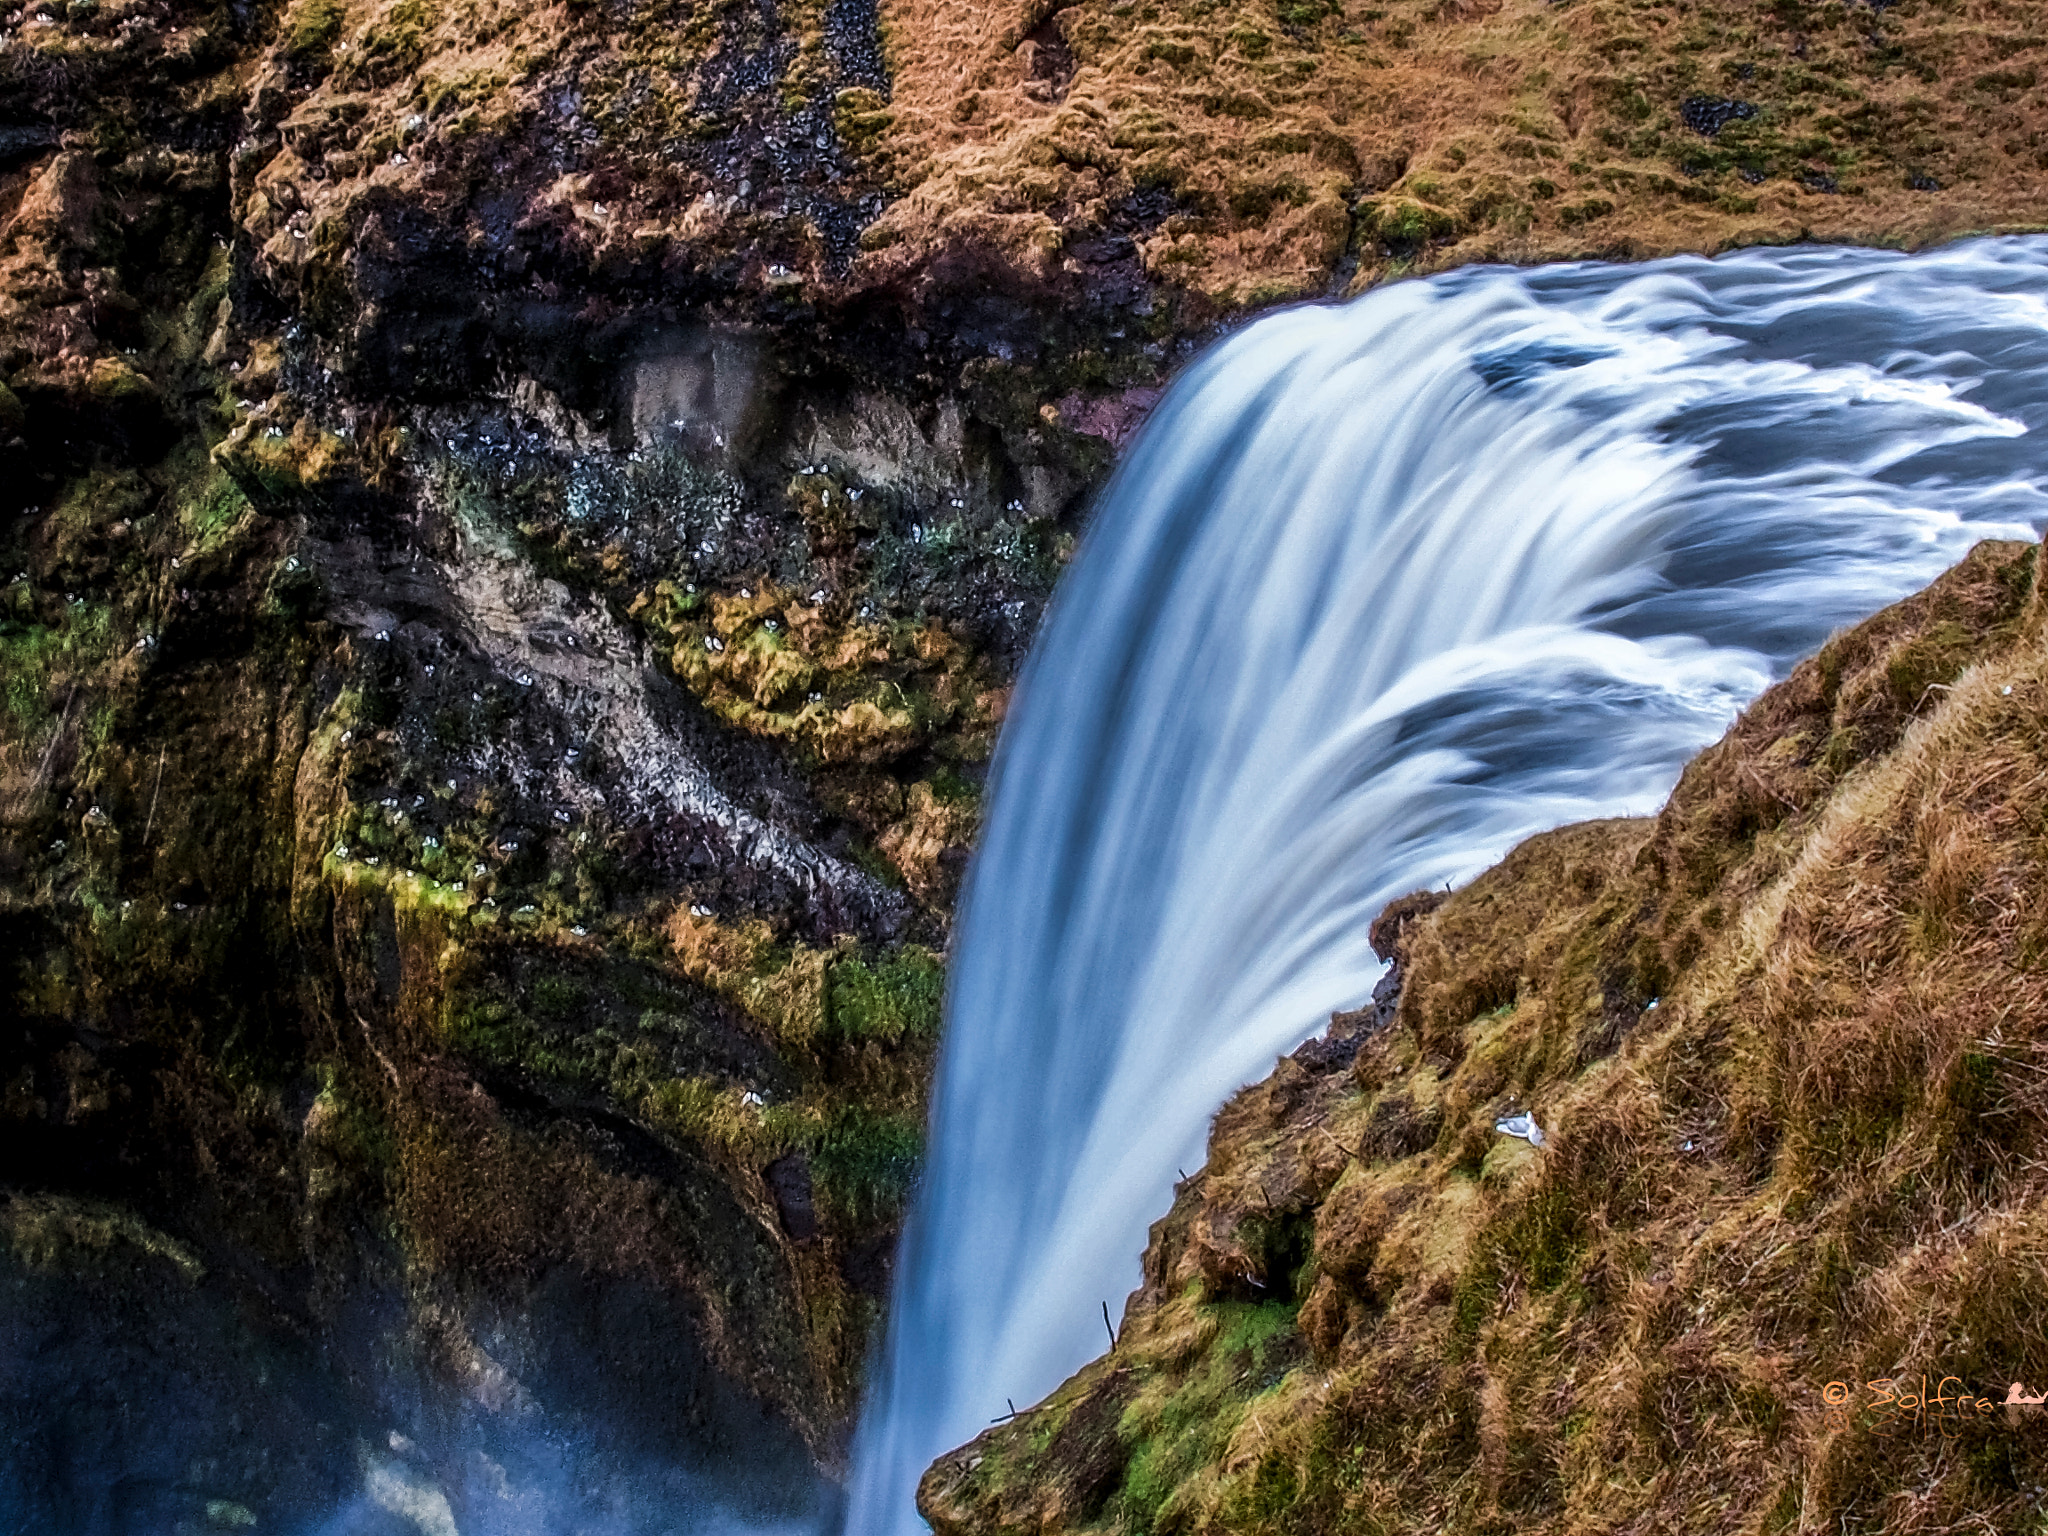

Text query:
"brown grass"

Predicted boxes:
[[865, 0, 2048, 305]]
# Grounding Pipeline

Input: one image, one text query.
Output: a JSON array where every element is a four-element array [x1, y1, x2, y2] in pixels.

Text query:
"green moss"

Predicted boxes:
[[531, 972, 591, 1022], [1274, 0, 1337, 27], [177, 466, 253, 548], [810, 1105, 922, 1222], [0, 600, 119, 741], [1883, 619, 1975, 710], [826, 947, 944, 1045], [1358, 195, 1459, 246], [283, 0, 345, 62], [1103, 1298, 1307, 1529]]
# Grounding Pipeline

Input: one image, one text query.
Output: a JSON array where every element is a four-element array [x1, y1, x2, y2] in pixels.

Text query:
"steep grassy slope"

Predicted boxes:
[[922, 538, 2048, 1535]]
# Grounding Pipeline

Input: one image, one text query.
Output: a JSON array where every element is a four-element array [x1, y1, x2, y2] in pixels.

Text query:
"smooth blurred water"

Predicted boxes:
[[844, 238, 2048, 1534]]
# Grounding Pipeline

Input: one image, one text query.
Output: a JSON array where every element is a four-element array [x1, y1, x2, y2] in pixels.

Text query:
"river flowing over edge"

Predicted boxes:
[[843, 238, 2048, 1534]]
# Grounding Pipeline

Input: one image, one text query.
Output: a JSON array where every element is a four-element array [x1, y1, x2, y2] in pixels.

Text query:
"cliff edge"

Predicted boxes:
[[923, 538, 2048, 1535]]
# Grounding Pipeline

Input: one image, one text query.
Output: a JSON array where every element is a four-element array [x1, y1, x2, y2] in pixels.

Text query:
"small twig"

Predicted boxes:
[[142, 744, 167, 846], [1741, 759, 1801, 815], [1102, 1300, 1117, 1352], [1313, 1125, 1360, 1164], [29, 688, 76, 797], [351, 1009, 402, 1090]]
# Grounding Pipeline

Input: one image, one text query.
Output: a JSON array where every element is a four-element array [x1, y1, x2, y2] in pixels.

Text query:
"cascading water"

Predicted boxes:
[[843, 237, 2048, 1533]]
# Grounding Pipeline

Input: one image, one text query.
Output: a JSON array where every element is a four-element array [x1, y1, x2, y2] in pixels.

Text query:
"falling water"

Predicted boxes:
[[845, 238, 2048, 1532]]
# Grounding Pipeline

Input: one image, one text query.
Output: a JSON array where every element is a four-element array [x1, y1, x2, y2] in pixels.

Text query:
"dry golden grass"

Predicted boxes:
[[113, 0, 2048, 339], [865, 0, 2048, 305], [922, 538, 2048, 1536]]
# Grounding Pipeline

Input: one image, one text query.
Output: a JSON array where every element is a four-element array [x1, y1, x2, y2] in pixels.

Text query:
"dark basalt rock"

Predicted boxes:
[[1680, 95, 1758, 136], [765, 1152, 819, 1241]]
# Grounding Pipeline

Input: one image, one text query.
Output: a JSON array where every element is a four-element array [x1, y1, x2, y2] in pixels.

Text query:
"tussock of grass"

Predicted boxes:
[[922, 538, 2048, 1536]]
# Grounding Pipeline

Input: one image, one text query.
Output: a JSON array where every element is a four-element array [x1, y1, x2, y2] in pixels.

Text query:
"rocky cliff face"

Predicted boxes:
[[4, 0, 2048, 1525], [920, 539, 2048, 1534], [0, 0, 1139, 1521]]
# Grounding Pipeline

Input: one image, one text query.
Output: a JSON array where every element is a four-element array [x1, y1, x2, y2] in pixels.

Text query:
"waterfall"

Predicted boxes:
[[844, 237, 2048, 1533]]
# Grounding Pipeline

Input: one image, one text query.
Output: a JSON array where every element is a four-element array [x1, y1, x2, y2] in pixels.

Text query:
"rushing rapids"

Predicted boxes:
[[844, 238, 2048, 1533]]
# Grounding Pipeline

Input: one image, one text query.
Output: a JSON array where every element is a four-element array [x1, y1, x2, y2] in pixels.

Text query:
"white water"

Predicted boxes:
[[844, 238, 2048, 1533]]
